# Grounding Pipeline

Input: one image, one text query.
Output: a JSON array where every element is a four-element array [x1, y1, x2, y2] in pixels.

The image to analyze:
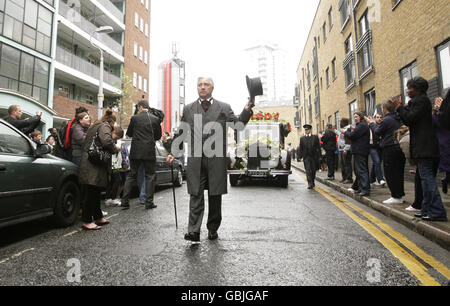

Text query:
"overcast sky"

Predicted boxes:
[[149, 0, 320, 112]]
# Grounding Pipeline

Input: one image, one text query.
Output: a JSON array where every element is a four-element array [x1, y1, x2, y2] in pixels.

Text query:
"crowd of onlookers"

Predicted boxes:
[[290, 77, 449, 222]]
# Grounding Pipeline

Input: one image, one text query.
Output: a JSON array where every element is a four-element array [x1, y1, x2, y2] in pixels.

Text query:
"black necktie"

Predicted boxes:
[[201, 99, 211, 112]]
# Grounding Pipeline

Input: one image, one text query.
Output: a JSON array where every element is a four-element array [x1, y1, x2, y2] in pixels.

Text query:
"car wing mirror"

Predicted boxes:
[[35, 143, 52, 158]]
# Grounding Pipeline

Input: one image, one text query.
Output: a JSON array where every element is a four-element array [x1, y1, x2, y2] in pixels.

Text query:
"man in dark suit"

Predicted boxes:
[[5, 105, 42, 135], [121, 100, 162, 210], [297, 124, 321, 189], [167, 77, 254, 243], [321, 124, 337, 180]]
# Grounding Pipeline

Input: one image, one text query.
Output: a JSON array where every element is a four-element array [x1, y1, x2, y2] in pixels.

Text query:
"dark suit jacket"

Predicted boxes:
[[297, 135, 321, 167], [345, 122, 370, 156], [126, 110, 162, 161], [5, 115, 41, 135], [174, 99, 253, 196], [397, 93, 440, 160], [321, 130, 337, 152]]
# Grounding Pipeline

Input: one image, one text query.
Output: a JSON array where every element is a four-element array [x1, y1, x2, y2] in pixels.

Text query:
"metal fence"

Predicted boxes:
[[56, 45, 122, 88], [96, 0, 124, 24], [58, 0, 123, 56]]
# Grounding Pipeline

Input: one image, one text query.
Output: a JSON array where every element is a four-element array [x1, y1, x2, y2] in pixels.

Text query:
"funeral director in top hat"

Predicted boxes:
[[297, 124, 321, 189], [167, 76, 258, 243]]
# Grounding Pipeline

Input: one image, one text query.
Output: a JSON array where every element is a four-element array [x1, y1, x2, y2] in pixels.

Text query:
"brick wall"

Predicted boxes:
[[53, 95, 98, 120]]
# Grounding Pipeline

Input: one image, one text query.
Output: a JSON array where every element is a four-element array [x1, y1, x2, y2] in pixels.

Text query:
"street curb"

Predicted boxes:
[[292, 164, 450, 251]]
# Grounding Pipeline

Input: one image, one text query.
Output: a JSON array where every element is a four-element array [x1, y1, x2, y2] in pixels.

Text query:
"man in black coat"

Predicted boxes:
[[167, 77, 254, 243], [321, 124, 337, 180], [345, 112, 370, 196], [297, 124, 321, 189], [394, 77, 447, 221], [4, 105, 41, 135], [121, 100, 163, 210]]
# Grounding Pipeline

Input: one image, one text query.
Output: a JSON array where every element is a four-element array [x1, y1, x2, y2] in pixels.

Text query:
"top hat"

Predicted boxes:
[[246, 76, 264, 99], [303, 124, 312, 130]]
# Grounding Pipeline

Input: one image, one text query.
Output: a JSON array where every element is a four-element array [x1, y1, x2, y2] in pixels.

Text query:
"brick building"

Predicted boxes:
[[293, 0, 450, 149]]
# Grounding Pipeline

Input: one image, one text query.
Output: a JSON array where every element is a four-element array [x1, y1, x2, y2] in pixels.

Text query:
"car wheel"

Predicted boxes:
[[279, 176, 289, 188], [52, 180, 80, 227], [230, 174, 239, 186], [173, 167, 183, 187]]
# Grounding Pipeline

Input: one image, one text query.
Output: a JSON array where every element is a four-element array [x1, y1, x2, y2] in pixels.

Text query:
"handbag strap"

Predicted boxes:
[[146, 111, 155, 140]]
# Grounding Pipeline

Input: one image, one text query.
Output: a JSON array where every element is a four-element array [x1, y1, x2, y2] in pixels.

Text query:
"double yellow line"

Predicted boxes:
[[308, 179, 449, 286]]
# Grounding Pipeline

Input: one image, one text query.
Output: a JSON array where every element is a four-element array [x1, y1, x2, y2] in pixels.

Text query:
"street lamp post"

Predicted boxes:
[[90, 26, 114, 120]]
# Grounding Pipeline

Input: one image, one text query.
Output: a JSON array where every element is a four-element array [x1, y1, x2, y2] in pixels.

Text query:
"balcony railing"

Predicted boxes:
[[58, 0, 123, 56], [56, 45, 122, 88], [96, 0, 124, 24]]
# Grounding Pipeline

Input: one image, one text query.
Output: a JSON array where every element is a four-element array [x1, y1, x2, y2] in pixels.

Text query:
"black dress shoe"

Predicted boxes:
[[357, 192, 370, 197], [442, 178, 448, 194], [145, 203, 157, 210], [184, 232, 200, 243], [307, 186, 313, 189], [414, 213, 424, 218], [208, 231, 218, 240], [121, 205, 130, 210], [422, 216, 448, 222]]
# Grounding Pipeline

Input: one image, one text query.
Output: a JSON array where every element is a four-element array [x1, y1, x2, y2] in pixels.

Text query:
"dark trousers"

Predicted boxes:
[[413, 160, 439, 209], [370, 148, 384, 183], [188, 158, 222, 234], [339, 151, 353, 181], [325, 150, 335, 178], [417, 159, 447, 219], [122, 159, 156, 205], [304, 156, 317, 187], [106, 171, 122, 199], [353, 154, 370, 194], [82, 185, 103, 223], [382, 146, 406, 199]]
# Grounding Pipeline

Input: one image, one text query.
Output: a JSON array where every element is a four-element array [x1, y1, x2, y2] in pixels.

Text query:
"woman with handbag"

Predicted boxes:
[[79, 110, 118, 230]]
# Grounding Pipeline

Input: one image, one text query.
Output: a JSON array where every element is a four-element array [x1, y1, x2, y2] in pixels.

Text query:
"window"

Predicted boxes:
[[139, 46, 143, 61], [345, 59, 355, 88], [328, 7, 333, 29], [400, 61, 418, 104], [144, 50, 148, 64], [145, 0, 149, 10], [326, 67, 330, 87], [134, 42, 138, 57], [145, 23, 148, 37], [140, 0, 144, 5], [133, 72, 137, 87], [359, 11, 369, 39], [357, 40, 373, 76], [140, 18, 144, 32], [0, 44, 20, 79], [0, 42, 49, 104], [349, 100, 357, 124], [323, 23, 327, 42], [306, 62, 311, 89], [138, 75, 142, 90], [365, 89, 376, 117], [314, 84, 320, 116], [308, 95, 312, 123], [332, 57, 337, 80], [0, 123, 32, 155], [335, 111, 340, 130], [135, 12, 139, 27], [436, 40, 450, 93], [312, 46, 318, 78], [345, 35, 353, 55], [339, 0, 350, 29], [144, 78, 147, 93]]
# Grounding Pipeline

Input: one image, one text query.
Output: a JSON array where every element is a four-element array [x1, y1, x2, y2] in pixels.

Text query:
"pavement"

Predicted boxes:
[[291, 161, 450, 251]]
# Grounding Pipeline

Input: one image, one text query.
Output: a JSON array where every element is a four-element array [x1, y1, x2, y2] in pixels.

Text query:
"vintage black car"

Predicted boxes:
[[228, 121, 292, 188]]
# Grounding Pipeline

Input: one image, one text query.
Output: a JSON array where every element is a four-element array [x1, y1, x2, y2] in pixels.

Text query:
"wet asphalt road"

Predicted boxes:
[[0, 170, 449, 286]]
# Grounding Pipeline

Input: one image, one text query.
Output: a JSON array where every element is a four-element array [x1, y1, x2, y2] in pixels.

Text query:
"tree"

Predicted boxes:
[[118, 68, 137, 127]]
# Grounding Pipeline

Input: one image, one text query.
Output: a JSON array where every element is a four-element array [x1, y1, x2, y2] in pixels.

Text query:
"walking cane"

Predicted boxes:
[[170, 163, 178, 229]]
